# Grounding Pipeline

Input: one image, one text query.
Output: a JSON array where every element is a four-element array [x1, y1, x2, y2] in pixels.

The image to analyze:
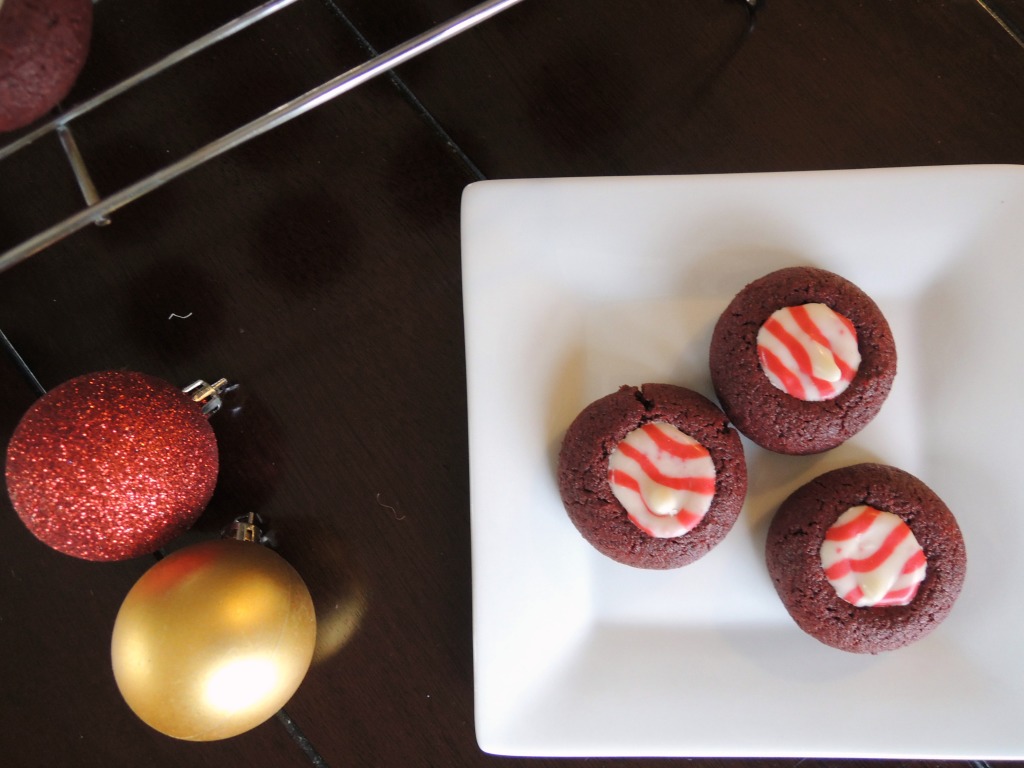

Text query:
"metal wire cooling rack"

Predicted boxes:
[[0, 0, 524, 274]]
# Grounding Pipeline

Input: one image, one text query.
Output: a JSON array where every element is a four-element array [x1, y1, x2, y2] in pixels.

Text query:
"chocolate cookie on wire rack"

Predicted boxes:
[[0, 0, 93, 132]]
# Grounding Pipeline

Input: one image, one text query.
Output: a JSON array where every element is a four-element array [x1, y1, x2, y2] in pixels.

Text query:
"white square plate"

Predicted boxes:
[[462, 166, 1024, 759]]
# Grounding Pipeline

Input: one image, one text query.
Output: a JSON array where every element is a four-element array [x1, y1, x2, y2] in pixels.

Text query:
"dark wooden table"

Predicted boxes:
[[2, 0, 1023, 765]]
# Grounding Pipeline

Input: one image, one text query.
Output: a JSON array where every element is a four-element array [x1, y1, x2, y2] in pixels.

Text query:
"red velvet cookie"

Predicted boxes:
[[709, 267, 896, 454], [766, 463, 966, 654], [0, 0, 93, 132], [557, 384, 747, 569]]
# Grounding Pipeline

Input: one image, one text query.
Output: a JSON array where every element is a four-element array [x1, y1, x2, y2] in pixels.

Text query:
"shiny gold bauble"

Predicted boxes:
[[111, 538, 316, 741]]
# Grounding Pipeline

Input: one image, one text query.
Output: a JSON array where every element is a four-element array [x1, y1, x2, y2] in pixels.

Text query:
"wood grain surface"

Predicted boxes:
[[1, 0, 1022, 765]]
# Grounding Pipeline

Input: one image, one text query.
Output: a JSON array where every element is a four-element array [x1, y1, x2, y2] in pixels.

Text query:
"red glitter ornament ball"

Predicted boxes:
[[5, 371, 219, 561]]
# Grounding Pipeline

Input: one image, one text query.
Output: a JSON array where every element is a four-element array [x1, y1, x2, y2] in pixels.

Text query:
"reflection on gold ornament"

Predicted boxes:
[[292, 525, 368, 665], [111, 536, 316, 741], [262, 514, 368, 666], [311, 587, 367, 666]]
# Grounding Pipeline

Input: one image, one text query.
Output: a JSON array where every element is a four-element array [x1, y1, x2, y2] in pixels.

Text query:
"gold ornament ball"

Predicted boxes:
[[111, 538, 317, 741]]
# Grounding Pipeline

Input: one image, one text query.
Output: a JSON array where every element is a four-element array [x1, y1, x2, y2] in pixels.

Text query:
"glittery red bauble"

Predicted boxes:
[[5, 371, 219, 561]]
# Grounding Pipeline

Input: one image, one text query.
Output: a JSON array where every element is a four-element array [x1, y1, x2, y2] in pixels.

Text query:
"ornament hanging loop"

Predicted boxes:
[[225, 512, 265, 544], [182, 378, 229, 416]]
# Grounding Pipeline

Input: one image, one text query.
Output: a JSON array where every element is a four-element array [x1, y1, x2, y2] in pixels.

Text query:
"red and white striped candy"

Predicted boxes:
[[819, 505, 927, 608], [756, 303, 860, 401], [607, 422, 716, 538]]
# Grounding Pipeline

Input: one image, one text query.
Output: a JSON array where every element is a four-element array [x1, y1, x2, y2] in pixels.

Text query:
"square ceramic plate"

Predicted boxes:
[[462, 165, 1024, 759]]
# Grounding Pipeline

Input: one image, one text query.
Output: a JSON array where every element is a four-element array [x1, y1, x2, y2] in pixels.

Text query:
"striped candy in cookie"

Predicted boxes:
[[607, 422, 716, 538], [757, 303, 860, 402], [820, 505, 926, 607]]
